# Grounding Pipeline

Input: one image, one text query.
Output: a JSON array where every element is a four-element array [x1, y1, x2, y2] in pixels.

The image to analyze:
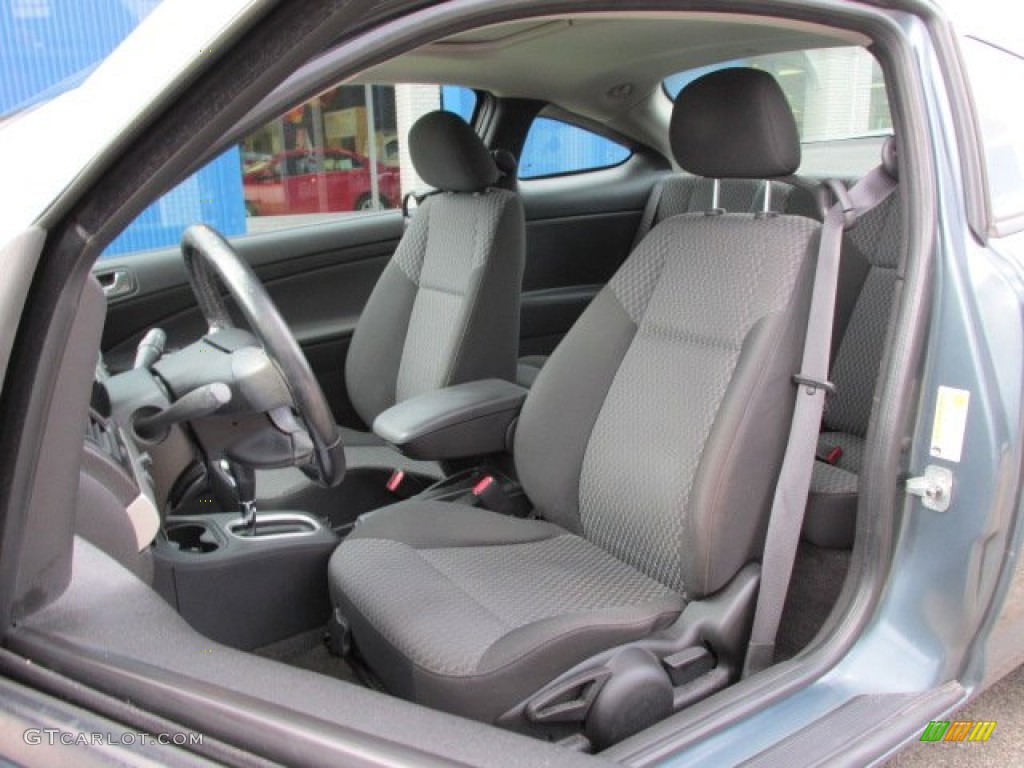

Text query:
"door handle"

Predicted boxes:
[[97, 269, 136, 299]]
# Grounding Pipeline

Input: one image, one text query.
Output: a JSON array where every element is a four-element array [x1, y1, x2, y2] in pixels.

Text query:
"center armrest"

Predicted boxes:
[[372, 379, 529, 461]]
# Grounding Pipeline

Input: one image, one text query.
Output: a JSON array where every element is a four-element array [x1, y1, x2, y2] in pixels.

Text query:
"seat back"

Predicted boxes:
[[515, 68, 821, 598], [345, 111, 525, 425], [633, 174, 825, 248]]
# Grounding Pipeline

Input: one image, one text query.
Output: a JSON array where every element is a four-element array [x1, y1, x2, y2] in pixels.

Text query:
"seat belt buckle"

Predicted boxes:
[[469, 473, 531, 517], [815, 444, 843, 465], [471, 474, 501, 507], [385, 469, 417, 499], [386, 469, 405, 492], [792, 374, 835, 396]]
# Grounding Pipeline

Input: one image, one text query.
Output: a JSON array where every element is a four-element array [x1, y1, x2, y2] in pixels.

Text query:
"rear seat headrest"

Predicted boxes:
[[670, 67, 800, 179], [881, 135, 898, 180], [409, 110, 500, 193]]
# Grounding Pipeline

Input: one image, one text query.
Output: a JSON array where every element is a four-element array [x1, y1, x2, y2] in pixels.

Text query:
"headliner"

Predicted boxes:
[[349, 13, 866, 144]]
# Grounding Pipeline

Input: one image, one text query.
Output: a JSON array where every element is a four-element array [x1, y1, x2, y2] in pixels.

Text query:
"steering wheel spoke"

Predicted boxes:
[[181, 224, 344, 487]]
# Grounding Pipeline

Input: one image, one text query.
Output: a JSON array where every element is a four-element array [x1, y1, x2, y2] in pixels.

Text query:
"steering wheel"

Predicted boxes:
[[180, 224, 344, 487]]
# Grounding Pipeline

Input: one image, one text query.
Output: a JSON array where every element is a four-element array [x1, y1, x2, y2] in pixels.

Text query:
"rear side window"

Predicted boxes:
[[960, 38, 1024, 235], [441, 85, 477, 122], [519, 117, 631, 179]]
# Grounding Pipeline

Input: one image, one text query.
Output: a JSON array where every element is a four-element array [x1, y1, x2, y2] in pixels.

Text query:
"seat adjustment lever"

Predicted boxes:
[[524, 668, 611, 724], [662, 645, 716, 686]]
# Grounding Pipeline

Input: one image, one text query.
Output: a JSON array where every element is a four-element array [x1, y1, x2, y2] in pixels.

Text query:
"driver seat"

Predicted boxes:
[[328, 69, 821, 744], [257, 111, 525, 519]]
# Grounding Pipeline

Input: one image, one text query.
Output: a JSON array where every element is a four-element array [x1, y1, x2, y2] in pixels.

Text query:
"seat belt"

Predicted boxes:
[[743, 163, 898, 677], [401, 188, 440, 228], [631, 178, 666, 249]]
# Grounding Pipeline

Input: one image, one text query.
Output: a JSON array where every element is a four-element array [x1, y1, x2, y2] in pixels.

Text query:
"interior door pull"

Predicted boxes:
[[98, 269, 136, 299]]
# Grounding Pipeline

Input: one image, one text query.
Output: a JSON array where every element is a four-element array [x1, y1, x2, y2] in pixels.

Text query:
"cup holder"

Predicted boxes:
[[166, 523, 219, 553]]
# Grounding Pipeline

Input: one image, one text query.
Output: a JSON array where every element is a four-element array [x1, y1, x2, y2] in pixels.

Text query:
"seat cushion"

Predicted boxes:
[[256, 426, 442, 523], [802, 432, 863, 549], [329, 500, 686, 721]]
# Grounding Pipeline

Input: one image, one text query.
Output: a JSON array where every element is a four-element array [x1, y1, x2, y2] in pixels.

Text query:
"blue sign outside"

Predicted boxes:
[[2, 0, 244, 257]]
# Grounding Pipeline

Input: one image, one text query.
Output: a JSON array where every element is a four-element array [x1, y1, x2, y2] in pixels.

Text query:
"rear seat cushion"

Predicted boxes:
[[805, 431, 863, 548]]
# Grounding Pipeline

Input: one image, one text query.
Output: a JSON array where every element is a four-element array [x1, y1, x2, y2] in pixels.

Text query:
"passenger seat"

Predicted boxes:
[[257, 111, 526, 523]]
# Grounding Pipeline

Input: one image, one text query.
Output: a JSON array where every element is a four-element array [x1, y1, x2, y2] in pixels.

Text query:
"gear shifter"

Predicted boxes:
[[226, 461, 257, 534]]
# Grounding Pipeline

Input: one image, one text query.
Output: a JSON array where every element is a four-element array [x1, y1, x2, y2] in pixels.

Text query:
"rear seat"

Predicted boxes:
[[515, 174, 825, 386], [803, 152, 901, 549]]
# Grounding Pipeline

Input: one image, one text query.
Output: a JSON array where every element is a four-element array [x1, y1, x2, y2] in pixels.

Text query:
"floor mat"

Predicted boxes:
[[775, 541, 851, 662], [254, 627, 361, 685]]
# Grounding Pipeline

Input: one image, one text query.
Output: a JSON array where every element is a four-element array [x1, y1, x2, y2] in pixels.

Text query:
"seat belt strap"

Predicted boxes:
[[743, 163, 898, 677], [632, 178, 666, 249], [401, 188, 440, 227]]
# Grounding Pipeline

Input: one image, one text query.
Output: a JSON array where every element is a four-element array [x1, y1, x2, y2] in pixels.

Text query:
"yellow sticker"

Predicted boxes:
[[930, 386, 970, 463]]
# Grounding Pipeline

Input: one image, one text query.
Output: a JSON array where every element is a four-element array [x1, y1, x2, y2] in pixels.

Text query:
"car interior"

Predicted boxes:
[[2, 5, 922, 764]]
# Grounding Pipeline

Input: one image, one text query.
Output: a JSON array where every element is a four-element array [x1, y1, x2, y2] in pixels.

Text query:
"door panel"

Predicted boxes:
[[518, 155, 662, 355], [519, 284, 603, 357], [98, 213, 404, 426]]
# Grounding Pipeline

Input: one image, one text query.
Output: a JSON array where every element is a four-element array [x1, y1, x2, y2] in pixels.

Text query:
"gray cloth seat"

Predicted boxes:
[[514, 174, 824, 388], [802, 171, 902, 549], [329, 68, 821, 731], [331, 502, 685, 721], [632, 174, 825, 245], [257, 111, 525, 520]]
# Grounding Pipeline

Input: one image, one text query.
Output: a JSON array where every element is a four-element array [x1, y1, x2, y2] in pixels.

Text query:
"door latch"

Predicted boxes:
[[906, 464, 953, 512], [97, 269, 136, 299]]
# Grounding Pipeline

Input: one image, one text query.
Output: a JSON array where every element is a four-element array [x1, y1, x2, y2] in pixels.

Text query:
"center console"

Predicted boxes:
[[153, 511, 339, 650]]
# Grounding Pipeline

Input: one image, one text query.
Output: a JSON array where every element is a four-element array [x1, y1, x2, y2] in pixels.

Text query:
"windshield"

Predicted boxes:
[[0, 0, 163, 119], [663, 47, 892, 143]]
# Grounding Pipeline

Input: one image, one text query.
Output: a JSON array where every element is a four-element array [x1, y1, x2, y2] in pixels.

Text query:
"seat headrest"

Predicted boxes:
[[491, 148, 519, 192], [409, 111, 500, 193], [670, 67, 800, 179]]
